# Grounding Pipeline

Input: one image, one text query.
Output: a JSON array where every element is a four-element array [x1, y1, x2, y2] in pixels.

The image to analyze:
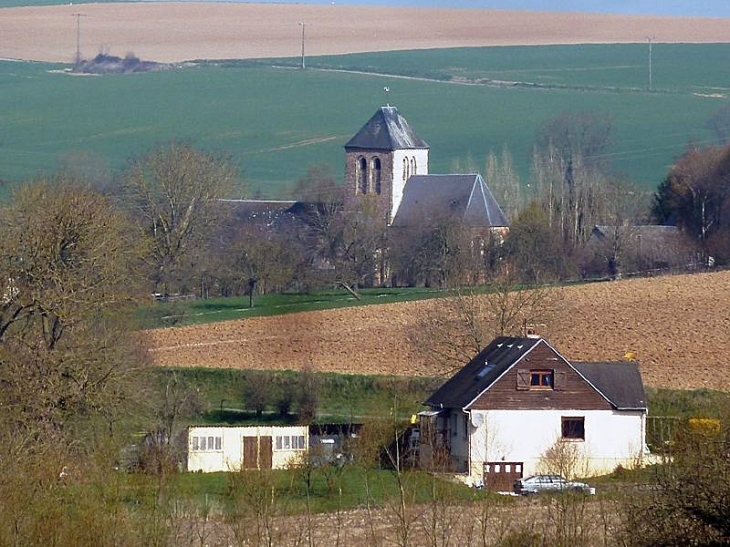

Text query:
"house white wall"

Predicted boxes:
[[187, 425, 309, 473], [467, 409, 646, 480], [391, 148, 429, 221]]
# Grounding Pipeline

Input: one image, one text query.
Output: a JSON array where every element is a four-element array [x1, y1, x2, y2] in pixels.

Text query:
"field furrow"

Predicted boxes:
[[143, 270, 730, 391]]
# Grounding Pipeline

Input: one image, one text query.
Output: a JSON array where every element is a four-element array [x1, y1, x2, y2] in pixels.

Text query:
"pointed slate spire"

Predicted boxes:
[[345, 106, 429, 151]]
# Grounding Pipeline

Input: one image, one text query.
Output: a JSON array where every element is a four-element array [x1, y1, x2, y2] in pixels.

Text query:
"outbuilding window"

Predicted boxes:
[[275, 435, 307, 451], [561, 417, 585, 440], [191, 435, 222, 451]]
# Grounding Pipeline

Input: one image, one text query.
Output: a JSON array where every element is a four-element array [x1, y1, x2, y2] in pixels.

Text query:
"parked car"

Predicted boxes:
[[513, 474, 595, 495]]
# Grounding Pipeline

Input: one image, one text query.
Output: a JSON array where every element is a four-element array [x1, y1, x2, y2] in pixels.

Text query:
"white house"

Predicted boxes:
[[187, 425, 309, 473], [419, 336, 647, 490]]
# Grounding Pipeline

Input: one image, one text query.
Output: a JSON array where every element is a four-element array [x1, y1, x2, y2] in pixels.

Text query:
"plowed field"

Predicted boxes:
[[1, 3, 730, 63], [144, 270, 730, 390]]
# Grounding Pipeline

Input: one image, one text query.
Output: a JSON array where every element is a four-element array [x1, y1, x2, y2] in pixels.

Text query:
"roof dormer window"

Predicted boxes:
[[517, 368, 563, 391], [530, 370, 554, 389]]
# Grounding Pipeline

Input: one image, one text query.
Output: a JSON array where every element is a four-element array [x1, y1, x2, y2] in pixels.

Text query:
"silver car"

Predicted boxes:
[[513, 474, 595, 495]]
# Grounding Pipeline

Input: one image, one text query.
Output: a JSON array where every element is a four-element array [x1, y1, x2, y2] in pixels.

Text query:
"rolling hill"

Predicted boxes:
[[143, 270, 730, 391]]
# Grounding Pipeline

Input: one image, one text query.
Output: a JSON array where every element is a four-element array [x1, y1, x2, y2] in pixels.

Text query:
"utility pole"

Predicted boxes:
[[72, 13, 86, 67], [299, 22, 306, 70], [646, 36, 655, 92]]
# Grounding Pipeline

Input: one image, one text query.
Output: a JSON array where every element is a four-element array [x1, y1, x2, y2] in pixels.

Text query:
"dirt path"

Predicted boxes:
[[2, 3, 730, 64], [143, 270, 730, 391]]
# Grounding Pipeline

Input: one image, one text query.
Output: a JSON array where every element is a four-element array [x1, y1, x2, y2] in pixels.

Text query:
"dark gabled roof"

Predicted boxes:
[[572, 361, 647, 410], [425, 337, 542, 409], [391, 174, 509, 228], [591, 225, 682, 247], [345, 106, 429, 151], [425, 337, 647, 412]]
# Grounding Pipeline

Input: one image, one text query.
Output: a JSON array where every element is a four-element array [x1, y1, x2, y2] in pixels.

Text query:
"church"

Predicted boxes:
[[342, 105, 509, 235], [224, 105, 510, 288]]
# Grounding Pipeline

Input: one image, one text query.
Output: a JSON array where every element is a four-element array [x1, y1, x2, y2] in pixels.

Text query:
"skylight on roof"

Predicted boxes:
[[476, 363, 496, 380]]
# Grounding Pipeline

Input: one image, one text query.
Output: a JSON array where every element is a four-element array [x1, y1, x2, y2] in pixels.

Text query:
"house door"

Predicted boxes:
[[484, 462, 523, 492], [242, 437, 258, 469]]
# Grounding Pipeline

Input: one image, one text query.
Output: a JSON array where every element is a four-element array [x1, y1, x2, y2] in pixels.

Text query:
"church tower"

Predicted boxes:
[[344, 106, 429, 224]]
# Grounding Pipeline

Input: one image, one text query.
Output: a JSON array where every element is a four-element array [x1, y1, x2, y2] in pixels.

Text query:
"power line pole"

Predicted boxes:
[[299, 22, 306, 70], [646, 36, 655, 92], [72, 13, 86, 67]]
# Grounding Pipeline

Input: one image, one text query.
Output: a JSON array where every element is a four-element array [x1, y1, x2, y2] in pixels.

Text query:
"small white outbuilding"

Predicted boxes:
[[187, 425, 309, 472]]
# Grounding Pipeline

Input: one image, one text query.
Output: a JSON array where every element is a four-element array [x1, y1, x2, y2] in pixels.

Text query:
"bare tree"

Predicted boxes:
[[0, 175, 153, 546], [502, 200, 568, 283], [533, 111, 614, 250], [390, 216, 489, 288], [409, 277, 563, 373], [652, 144, 730, 260], [485, 145, 524, 221], [124, 142, 238, 295], [0, 175, 147, 430]]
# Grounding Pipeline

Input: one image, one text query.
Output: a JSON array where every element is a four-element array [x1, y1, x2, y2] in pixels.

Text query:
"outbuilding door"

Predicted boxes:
[[242, 436, 273, 469], [483, 462, 523, 492], [259, 437, 272, 469]]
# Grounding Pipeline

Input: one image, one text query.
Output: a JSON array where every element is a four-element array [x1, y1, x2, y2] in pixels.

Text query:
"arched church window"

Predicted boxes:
[[411, 156, 417, 175], [358, 157, 368, 194], [403, 157, 408, 181], [372, 157, 382, 195]]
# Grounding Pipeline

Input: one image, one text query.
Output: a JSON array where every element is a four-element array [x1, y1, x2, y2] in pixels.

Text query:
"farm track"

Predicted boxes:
[[144, 270, 730, 391], [1, 3, 730, 64], [304, 66, 723, 98]]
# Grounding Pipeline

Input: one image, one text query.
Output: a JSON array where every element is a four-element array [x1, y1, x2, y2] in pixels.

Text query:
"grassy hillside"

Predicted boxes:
[[0, 44, 724, 196], [163, 367, 441, 424]]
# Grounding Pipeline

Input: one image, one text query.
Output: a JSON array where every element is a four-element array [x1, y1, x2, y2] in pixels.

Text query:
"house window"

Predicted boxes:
[[562, 417, 585, 440], [191, 435, 222, 452], [530, 370, 554, 389], [275, 435, 307, 451]]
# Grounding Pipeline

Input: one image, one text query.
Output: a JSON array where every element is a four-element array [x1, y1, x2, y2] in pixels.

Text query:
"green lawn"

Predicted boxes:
[[131, 465, 497, 516], [136, 287, 444, 329], [0, 45, 724, 198]]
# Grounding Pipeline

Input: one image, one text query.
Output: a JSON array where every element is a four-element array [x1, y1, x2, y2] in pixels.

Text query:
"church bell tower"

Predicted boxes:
[[344, 106, 429, 224]]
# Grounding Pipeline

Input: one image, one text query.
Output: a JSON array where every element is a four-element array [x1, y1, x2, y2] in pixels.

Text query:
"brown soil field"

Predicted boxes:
[[144, 270, 730, 391], [2, 3, 730, 63]]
